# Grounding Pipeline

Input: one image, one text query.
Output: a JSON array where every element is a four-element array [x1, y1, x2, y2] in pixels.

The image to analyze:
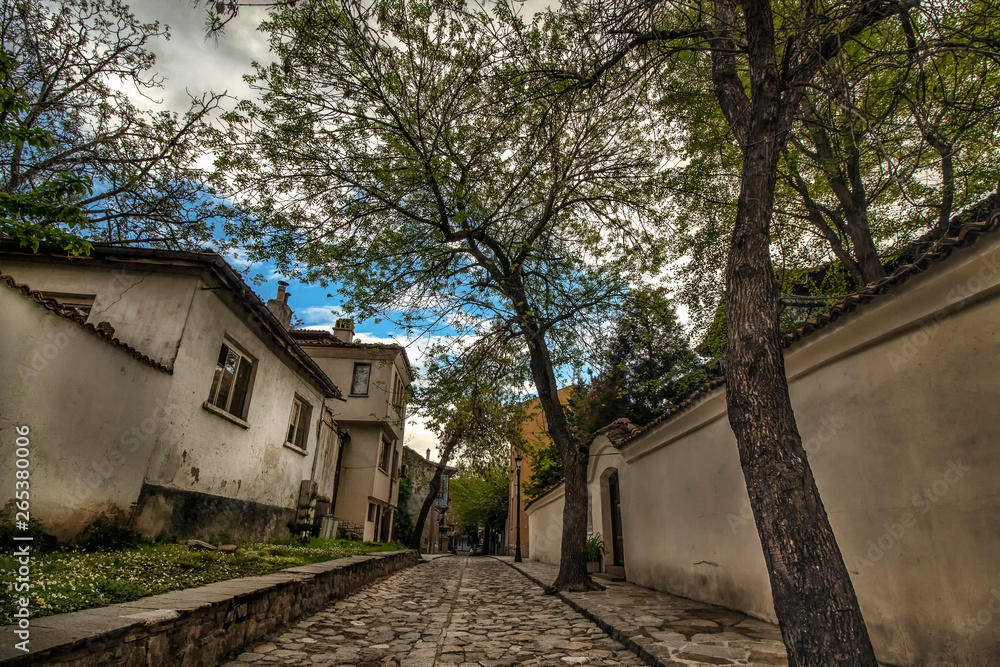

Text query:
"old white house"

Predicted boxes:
[[293, 325, 412, 543], [0, 241, 408, 543]]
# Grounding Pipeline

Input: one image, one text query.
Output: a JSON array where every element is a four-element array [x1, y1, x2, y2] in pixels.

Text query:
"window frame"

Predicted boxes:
[[46, 292, 96, 317], [284, 395, 313, 453], [206, 338, 256, 421], [351, 362, 372, 396], [378, 437, 392, 474], [390, 371, 407, 417]]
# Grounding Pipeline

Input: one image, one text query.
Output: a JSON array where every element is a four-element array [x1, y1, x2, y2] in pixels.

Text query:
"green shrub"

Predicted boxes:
[[75, 518, 142, 552], [585, 533, 605, 562], [0, 518, 57, 551]]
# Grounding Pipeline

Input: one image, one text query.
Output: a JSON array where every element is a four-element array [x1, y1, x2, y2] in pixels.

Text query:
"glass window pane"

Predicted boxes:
[[229, 354, 252, 417], [352, 364, 370, 395], [208, 345, 229, 404], [212, 348, 239, 410], [286, 400, 300, 444], [296, 403, 311, 449]]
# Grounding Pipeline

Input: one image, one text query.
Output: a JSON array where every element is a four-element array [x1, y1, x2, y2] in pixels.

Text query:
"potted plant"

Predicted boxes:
[[585, 533, 604, 573]]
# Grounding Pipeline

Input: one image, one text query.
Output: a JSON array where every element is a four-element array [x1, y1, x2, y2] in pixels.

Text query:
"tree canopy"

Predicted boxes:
[[610, 0, 1000, 325], [217, 0, 675, 589], [0, 0, 238, 252]]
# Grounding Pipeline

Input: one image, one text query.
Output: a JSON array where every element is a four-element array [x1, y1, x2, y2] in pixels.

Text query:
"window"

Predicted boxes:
[[392, 449, 399, 480], [378, 438, 392, 473], [390, 372, 406, 416], [46, 292, 95, 316], [351, 363, 371, 395], [285, 396, 313, 451], [367, 502, 377, 522], [208, 341, 254, 419]]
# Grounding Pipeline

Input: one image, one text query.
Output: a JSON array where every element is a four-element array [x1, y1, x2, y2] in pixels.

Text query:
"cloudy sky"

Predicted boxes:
[[123, 0, 456, 459]]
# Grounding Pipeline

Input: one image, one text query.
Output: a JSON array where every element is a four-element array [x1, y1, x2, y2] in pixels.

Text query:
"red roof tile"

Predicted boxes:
[[1, 273, 172, 373], [614, 205, 1000, 449]]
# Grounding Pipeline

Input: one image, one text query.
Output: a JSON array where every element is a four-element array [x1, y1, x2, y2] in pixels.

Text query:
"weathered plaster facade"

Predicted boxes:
[[0, 244, 343, 541], [401, 445, 456, 552], [292, 327, 412, 542], [0, 279, 171, 539], [527, 219, 1000, 666]]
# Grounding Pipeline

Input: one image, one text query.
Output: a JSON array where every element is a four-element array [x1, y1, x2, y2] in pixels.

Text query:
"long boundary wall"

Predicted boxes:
[[0, 550, 421, 666], [529, 229, 1000, 666]]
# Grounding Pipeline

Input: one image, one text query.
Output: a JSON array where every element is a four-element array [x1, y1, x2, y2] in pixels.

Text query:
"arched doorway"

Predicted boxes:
[[599, 467, 626, 579], [608, 470, 624, 567]]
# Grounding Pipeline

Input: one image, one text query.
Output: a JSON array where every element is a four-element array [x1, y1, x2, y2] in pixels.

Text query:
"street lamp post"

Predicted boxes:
[[514, 452, 523, 562]]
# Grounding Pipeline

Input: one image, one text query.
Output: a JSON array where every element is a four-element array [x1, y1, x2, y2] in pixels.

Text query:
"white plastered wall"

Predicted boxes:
[[0, 286, 172, 539]]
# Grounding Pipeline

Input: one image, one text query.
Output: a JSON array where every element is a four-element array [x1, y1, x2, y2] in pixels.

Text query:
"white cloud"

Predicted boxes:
[[404, 415, 442, 462], [125, 2, 274, 116]]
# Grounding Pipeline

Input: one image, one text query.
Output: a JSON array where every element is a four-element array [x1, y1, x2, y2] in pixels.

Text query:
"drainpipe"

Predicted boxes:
[[309, 414, 324, 483], [384, 438, 398, 542], [329, 431, 349, 517]]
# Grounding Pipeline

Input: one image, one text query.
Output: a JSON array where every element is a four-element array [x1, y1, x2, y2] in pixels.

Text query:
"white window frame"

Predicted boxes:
[[207, 339, 255, 420], [284, 395, 312, 452]]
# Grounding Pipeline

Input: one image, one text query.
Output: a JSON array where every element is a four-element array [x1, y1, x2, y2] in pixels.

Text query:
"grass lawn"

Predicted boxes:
[[1, 538, 402, 624]]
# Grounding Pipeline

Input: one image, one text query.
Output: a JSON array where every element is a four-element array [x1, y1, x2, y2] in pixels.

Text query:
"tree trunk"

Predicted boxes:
[[408, 432, 458, 551], [807, 116, 886, 285], [934, 150, 955, 236], [783, 155, 867, 285], [711, 0, 880, 660], [522, 323, 594, 591], [841, 142, 885, 285], [725, 126, 878, 666]]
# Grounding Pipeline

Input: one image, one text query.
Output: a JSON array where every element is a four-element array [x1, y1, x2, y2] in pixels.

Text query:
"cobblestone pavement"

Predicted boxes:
[[223, 556, 645, 667], [502, 558, 788, 666]]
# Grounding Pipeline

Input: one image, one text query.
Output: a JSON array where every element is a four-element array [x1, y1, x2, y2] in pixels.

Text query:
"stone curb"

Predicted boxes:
[[1, 549, 422, 667], [492, 557, 664, 667]]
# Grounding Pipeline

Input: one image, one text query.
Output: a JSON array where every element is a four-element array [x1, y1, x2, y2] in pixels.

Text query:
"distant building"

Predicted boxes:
[[505, 387, 573, 558], [292, 327, 412, 543], [401, 446, 456, 552]]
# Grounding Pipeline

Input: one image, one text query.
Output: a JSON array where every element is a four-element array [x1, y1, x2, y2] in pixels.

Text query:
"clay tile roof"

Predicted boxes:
[[291, 329, 414, 379], [1, 273, 172, 373], [0, 241, 344, 400], [781, 207, 1000, 347], [595, 418, 643, 446], [613, 204, 1000, 450]]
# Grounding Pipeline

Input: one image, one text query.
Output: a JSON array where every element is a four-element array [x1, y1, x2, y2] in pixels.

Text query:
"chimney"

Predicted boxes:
[[333, 317, 354, 343], [426, 449, 430, 460], [266, 280, 293, 329]]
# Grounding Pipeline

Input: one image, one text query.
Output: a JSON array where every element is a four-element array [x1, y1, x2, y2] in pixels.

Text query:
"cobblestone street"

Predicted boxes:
[[224, 556, 644, 667]]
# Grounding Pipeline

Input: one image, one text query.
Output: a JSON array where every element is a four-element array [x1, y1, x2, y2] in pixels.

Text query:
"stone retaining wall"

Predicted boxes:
[[0, 550, 421, 666]]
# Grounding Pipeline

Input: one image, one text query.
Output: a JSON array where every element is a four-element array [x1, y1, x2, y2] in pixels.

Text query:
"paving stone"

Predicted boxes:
[[241, 557, 644, 666], [237, 556, 792, 667]]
